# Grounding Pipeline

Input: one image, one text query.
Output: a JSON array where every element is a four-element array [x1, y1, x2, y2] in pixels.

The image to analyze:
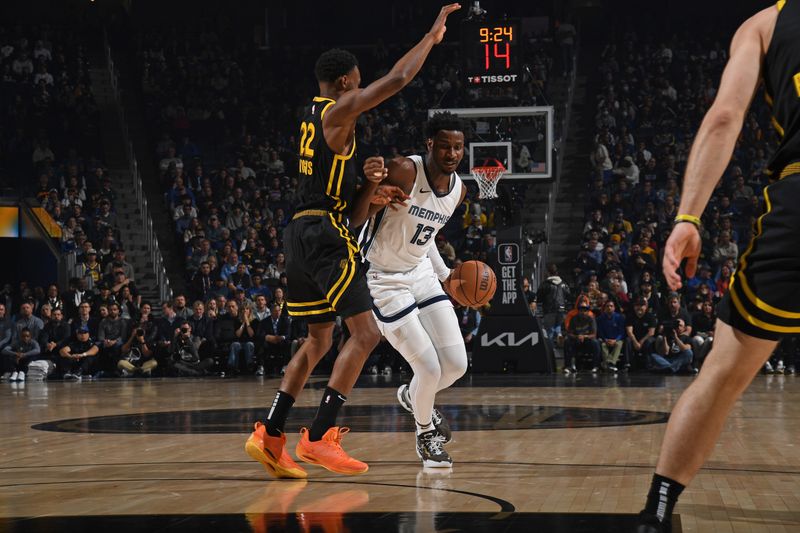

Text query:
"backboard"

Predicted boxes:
[[427, 106, 553, 181]]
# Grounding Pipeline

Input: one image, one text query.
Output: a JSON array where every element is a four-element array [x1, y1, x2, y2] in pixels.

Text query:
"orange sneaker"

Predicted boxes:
[[245, 421, 307, 479], [295, 427, 369, 475]]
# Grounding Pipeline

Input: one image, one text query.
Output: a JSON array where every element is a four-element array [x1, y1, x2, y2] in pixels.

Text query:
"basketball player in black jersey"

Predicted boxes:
[[245, 3, 461, 479], [638, 3, 800, 531]]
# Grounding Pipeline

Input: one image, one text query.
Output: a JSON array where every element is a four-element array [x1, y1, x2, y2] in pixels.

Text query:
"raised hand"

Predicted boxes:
[[428, 3, 461, 44]]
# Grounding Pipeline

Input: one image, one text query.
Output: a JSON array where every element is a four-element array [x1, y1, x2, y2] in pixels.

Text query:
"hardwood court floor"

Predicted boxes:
[[2, 373, 800, 532]]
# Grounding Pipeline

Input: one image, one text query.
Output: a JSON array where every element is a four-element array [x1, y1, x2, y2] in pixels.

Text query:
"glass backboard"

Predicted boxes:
[[427, 106, 553, 181]]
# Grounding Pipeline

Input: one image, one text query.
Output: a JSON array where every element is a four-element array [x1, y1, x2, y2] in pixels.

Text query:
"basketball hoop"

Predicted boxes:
[[472, 160, 505, 199]]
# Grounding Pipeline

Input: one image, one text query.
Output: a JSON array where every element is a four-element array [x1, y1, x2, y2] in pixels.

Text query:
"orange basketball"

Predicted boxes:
[[450, 260, 497, 308]]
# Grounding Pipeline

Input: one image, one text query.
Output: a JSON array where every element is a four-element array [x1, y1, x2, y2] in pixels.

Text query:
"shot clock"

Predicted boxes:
[[461, 19, 521, 85]]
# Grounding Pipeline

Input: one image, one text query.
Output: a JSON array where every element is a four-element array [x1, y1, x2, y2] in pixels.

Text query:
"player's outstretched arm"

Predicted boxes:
[[662, 6, 774, 290], [326, 3, 460, 126]]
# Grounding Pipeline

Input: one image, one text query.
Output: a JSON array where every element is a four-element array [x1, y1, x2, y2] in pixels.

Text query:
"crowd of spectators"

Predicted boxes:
[[0, 20, 568, 382], [0, 26, 141, 292], [0, 26, 153, 382], [550, 31, 799, 375], [131, 24, 558, 377], [1, 27, 100, 198]]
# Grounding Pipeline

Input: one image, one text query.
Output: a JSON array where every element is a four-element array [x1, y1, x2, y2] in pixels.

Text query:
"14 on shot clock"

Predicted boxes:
[[461, 19, 521, 85]]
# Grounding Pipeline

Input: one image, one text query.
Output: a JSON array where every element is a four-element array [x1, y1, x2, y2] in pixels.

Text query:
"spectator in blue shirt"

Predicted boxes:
[[685, 263, 717, 300], [596, 300, 626, 373], [220, 252, 241, 281], [246, 274, 272, 302]]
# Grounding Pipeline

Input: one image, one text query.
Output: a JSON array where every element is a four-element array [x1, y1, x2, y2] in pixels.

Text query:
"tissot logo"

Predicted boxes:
[[480, 332, 539, 347], [469, 74, 519, 84]]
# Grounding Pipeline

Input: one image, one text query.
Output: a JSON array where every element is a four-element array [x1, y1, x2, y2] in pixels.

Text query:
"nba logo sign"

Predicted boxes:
[[498, 243, 518, 265]]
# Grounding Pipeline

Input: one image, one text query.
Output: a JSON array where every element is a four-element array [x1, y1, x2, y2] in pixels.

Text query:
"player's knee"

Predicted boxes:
[[414, 352, 444, 386], [450, 351, 468, 379], [305, 332, 333, 358], [351, 320, 381, 352], [439, 344, 468, 383]]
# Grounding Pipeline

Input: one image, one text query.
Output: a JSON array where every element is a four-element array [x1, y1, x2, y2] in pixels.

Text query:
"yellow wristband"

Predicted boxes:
[[674, 214, 701, 228]]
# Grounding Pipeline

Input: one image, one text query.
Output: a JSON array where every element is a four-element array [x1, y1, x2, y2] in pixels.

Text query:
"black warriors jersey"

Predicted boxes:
[[296, 97, 358, 214], [764, 0, 800, 177]]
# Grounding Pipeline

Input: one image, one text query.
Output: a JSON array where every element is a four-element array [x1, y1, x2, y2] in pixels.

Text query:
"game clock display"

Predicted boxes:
[[462, 20, 520, 85]]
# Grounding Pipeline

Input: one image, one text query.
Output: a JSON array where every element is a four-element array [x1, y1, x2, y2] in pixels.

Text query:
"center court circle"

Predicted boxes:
[[32, 405, 669, 434]]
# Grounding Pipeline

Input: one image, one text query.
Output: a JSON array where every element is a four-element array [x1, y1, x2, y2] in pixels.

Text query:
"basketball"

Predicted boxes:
[[450, 260, 497, 307]]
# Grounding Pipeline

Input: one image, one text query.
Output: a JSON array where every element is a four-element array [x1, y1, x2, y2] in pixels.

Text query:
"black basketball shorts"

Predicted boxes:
[[718, 171, 800, 340], [283, 212, 372, 324]]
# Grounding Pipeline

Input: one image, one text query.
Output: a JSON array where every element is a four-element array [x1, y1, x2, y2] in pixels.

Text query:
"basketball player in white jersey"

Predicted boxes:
[[360, 112, 468, 467]]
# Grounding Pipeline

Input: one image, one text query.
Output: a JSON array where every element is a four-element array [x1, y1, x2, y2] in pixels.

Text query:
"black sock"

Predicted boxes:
[[265, 390, 295, 437], [308, 386, 347, 441], [643, 473, 685, 523]]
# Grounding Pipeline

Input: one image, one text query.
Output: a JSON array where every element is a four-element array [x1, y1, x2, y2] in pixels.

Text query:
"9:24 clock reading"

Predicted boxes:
[[461, 18, 520, 85], [479, 25, 513, 70]]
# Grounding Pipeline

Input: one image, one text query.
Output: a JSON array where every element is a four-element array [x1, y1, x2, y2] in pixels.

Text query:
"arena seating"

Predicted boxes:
[[556, 31, 795, 374]]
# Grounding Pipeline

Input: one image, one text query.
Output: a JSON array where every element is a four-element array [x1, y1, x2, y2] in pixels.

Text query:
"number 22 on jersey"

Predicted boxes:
[[298, 121, 315, 176]]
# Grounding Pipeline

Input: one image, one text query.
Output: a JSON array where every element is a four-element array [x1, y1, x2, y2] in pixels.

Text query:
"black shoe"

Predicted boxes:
[[431, 407, 451, 443], [416, 429, 452, 468]]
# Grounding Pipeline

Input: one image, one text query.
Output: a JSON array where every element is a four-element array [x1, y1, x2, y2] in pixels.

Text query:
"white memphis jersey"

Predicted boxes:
[[360, 155, 463, 273]]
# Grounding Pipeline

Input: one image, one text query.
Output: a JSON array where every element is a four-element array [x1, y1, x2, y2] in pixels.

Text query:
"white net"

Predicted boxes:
[[472, 165, 505, 199]]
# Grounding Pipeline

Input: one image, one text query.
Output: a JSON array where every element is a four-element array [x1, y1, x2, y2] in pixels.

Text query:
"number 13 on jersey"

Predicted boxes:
[[410, 224, 435, 246]]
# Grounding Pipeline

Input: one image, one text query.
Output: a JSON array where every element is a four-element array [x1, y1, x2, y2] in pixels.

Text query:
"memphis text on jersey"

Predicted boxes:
[[408, 204, 451, 225]]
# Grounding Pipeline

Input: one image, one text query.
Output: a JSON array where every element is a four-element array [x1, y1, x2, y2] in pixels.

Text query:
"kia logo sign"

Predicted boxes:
[[480, 332, 539, 347]]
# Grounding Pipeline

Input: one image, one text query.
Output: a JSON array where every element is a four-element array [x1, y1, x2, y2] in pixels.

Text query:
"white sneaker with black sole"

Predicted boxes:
[[416, 429, 452, 468], [397, 384, 452, 443]]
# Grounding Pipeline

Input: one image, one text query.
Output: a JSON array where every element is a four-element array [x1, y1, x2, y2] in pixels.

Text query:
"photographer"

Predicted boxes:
[[118, 326, 157, 377], [650, 318, 694, 374], [170, 322, 214, 377], [657, 293, 692, 340]]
